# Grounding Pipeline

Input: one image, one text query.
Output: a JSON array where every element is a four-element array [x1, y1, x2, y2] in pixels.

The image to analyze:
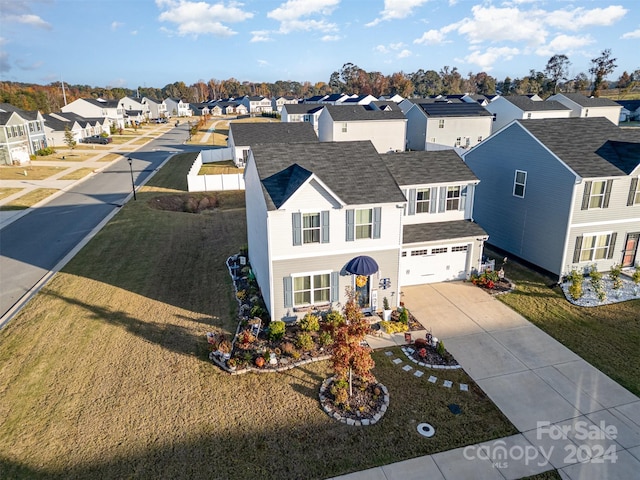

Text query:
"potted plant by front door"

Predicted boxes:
[[382, 297, 392, 321]]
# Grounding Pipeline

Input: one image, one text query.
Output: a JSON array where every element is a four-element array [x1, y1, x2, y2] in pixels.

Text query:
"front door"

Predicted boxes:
[[355, 276, 370, 310], [622, 233, 639, 268]]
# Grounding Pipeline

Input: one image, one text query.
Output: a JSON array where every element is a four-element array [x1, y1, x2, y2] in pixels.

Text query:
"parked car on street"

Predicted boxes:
[[81, 135, 112, 144]]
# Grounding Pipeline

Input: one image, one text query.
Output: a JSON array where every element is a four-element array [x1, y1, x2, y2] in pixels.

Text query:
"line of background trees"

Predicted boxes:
[[1, 49, 638, 115]]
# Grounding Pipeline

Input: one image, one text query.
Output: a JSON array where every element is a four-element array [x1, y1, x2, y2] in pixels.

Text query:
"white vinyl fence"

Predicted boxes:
[[187, 148, 245, 192]]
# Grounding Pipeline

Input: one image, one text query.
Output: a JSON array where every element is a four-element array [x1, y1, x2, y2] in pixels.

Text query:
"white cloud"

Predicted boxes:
[[545, 5, 628, 31], [258, 59, 269, 67], [461, 46, 520, 71], [111, 21, 123, 30], [414, 29, 447, 45], [9, 14, 52, 30], [322, 34, 340, 42], [375, 42, 412, 59], [366, 0, 430, 27], [622, 29, 640, 39], [15, 59, 43, 71], [268, 0, 339, 33], [156, 0, 253, 37], [456, 5, 547, 46], [535, 34, 594, 57], [251, 30, 272, 42]]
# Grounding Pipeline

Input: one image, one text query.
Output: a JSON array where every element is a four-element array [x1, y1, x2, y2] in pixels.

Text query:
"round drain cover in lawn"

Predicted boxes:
[[417, 423, 435, 438], [448, 404, 462, 415]]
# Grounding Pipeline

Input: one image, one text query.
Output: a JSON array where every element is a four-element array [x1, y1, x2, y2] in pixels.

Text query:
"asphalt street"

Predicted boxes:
[[0, 124, 201, 323]]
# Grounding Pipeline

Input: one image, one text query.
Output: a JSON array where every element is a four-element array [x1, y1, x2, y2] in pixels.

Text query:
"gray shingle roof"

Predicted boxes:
[[518, 117, 640, 178], [282, 104, 324, 114], [403, 220, 487, 244], [323, 105, 406, 121], [229, 122, 318, 146], [371, 101, 402, 112], [418, 103, 491, 117], [505, 96, 570, 111], [382, 150, 478, 186], [559, 93, 620, 107], [250, 141, 406, 210]]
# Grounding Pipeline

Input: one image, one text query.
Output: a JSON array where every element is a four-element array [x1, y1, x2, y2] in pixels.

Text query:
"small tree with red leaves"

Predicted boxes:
[[328, 287, 375, 398]]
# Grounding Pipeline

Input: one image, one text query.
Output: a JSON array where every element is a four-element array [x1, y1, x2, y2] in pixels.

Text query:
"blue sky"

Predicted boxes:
[[1, 0, 638, 90]]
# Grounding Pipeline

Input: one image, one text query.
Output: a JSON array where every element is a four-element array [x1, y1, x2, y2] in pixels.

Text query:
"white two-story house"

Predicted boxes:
[[245, 141, 407, 322], [244, 141, 489, 322], [61, 98, 125, 129], [317, 105, 407, 153], [383, 150, 487, 285], [281, 104, 324, 135], [464, 117, 640, 278], [405, 101, 493, 152], [240, 96, 273, 114], [227, 121, 318, 168], [485, 95, 571, 132], [547, 93, 622, 126], [165, 98, 191, 117]]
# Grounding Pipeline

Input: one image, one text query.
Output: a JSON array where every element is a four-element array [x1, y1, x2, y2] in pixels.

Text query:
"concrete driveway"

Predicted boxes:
[[344, 282, 640, 480]]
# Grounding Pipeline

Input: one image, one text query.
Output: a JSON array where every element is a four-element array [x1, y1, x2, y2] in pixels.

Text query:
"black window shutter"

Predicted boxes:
[[581, 181, 592, 210], [573, 236, 583, 264], [628, 178, 638, 206], [602, 180, 613, 208], [607, 232, 617, 259]]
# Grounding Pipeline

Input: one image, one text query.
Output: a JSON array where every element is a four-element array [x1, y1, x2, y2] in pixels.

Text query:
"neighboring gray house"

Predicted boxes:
[[464, 117, 640, 278], [382, 150, 487, 285], [0, 104, 47, 158], [227, 121, 318, 167], [317, 105, 407, 153], [271, 96, 299, 113], [405, 102, 493, 152]]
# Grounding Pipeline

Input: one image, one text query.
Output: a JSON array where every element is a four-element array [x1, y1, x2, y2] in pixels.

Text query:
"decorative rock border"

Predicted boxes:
[[319, 377, 390, 426], [400, 346, 462, 370], [386, 351, 469, 392], [209, 350, 332, 375]]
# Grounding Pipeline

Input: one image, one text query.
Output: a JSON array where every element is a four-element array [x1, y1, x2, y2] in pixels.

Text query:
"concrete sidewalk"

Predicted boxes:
[[330, 282, 640, 480]]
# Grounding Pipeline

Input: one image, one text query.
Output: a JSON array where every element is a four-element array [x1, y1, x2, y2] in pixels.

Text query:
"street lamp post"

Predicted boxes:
[[127, 157, 137, 201]]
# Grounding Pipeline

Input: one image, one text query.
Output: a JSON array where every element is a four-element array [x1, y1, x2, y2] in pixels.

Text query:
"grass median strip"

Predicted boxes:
[[0, 188, 59, 210], [0, 152, 516, 480]]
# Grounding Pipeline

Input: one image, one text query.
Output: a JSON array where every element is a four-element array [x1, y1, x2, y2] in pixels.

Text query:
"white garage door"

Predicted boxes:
[[400, 245, 469, 285]]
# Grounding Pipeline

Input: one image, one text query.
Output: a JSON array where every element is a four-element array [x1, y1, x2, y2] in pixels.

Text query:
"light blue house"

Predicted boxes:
[[463, 117, 640, 278]]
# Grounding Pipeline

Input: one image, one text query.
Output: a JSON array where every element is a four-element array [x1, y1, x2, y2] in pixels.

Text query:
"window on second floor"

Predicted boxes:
[[513, 170, 527, 198], [346, 208, 381, 241], [438, 119, 445, 129], [581, 180, 612, 210], [341, 123, 348, 133], [303, 213, 321, 244], [455, 137, 461, 147], [355, 209, 373, 239], [446, 186, 461, 210], [293, 211, 329, 245], [416, 188, 431, 213]]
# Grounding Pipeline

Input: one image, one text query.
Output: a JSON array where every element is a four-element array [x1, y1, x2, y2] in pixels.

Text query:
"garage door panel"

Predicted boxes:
[[400, 246, 469, 285]]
